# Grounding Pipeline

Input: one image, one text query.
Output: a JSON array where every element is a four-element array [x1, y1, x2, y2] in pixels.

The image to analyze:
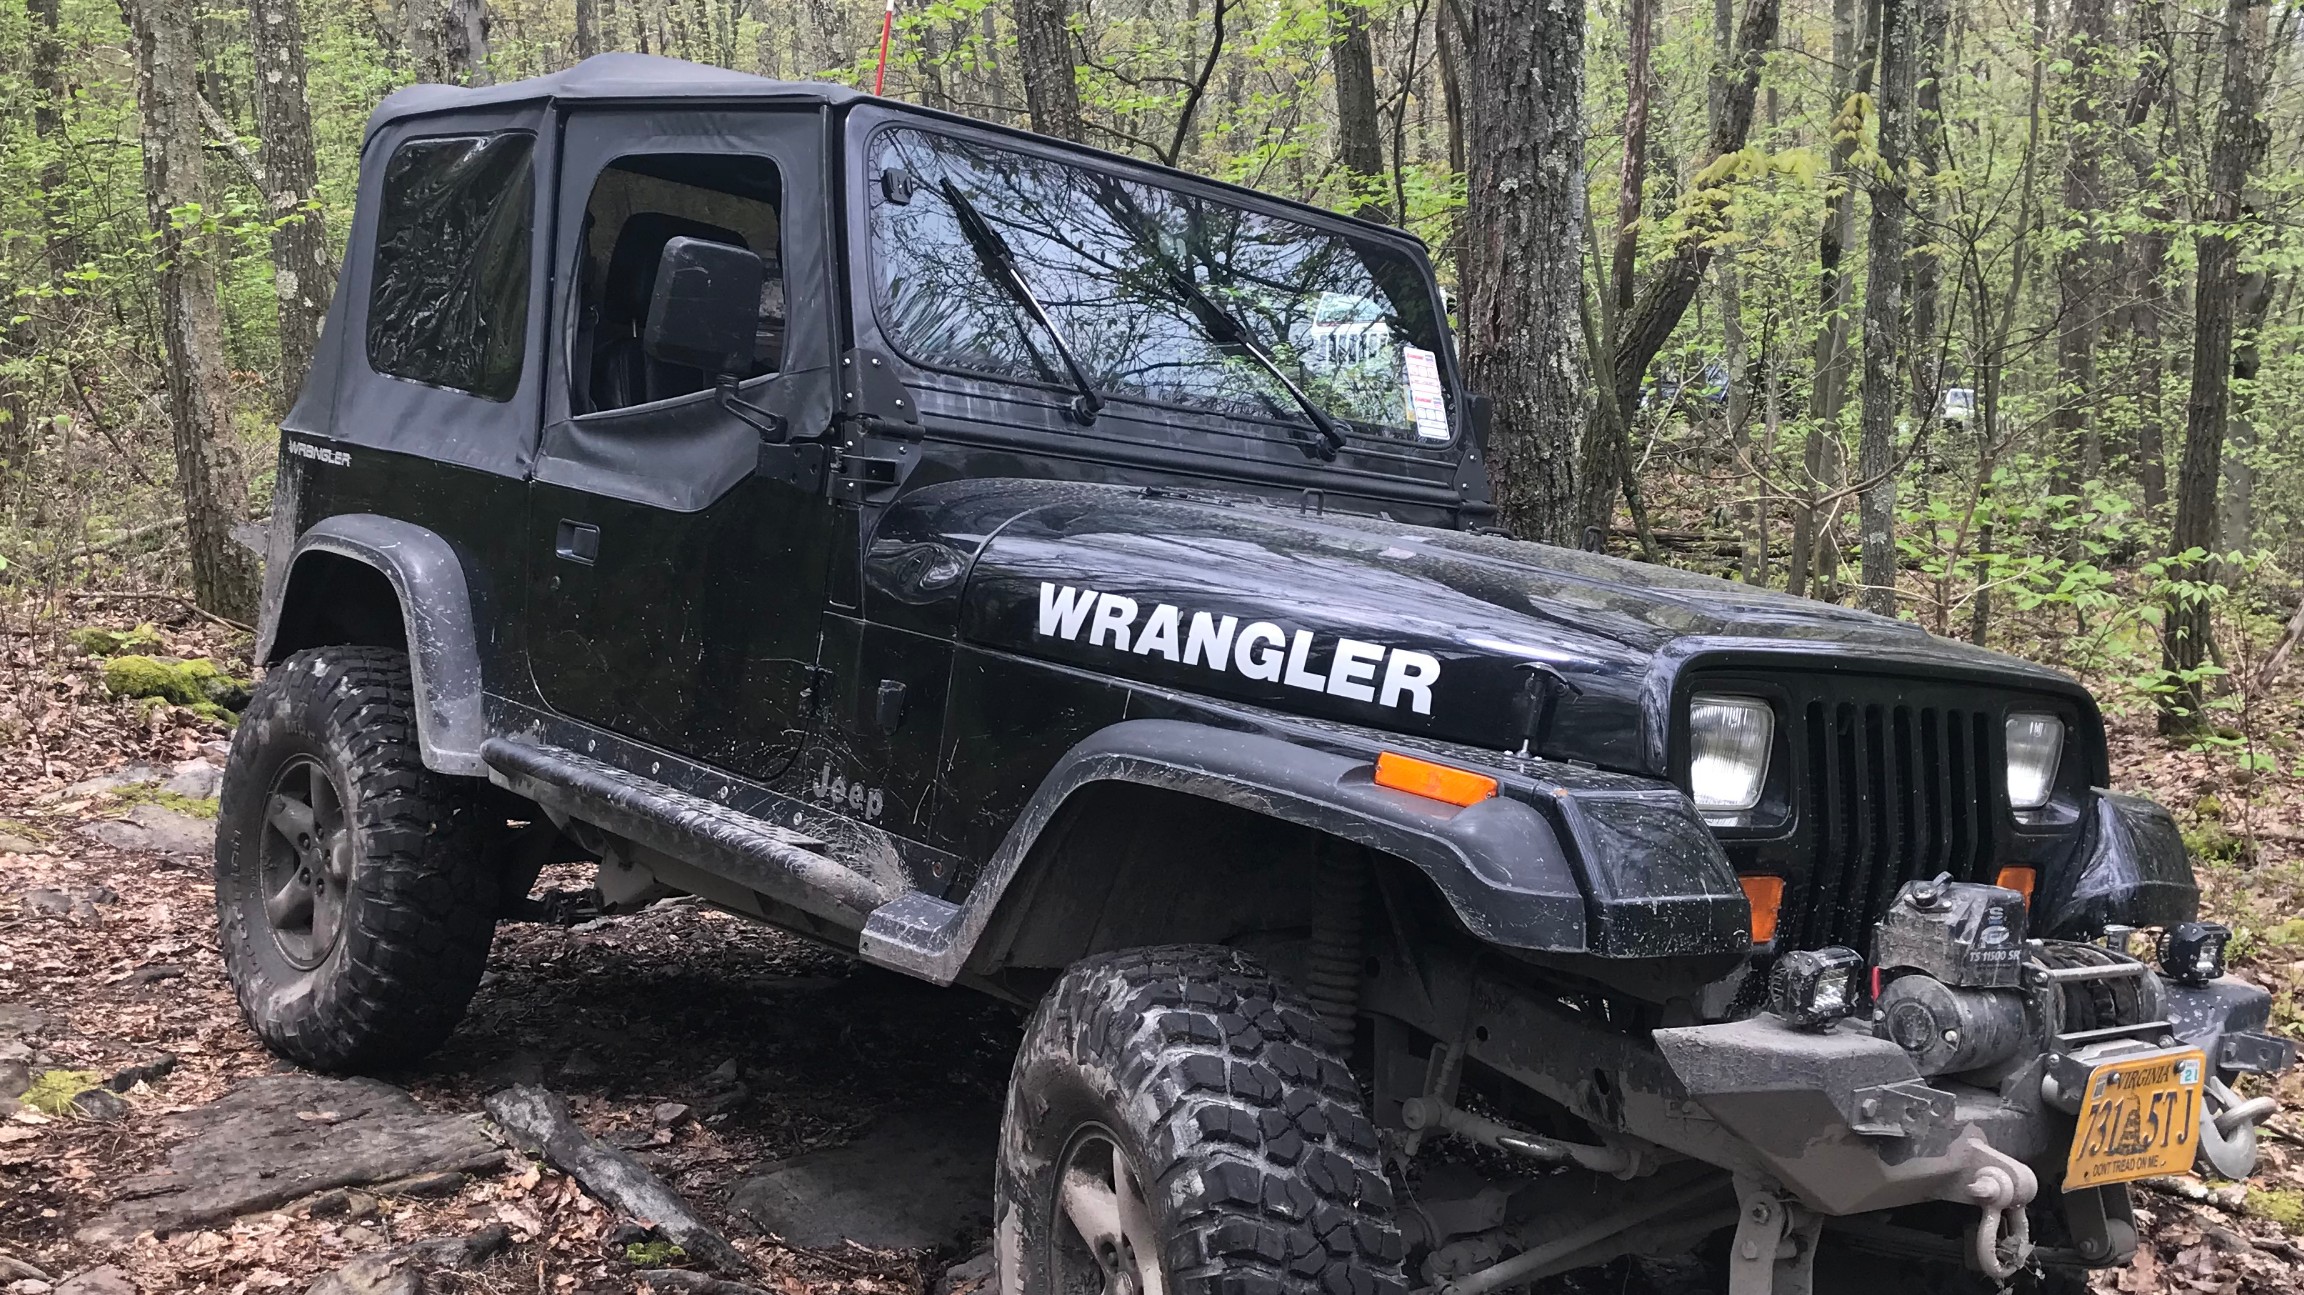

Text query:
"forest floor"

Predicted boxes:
[[3, 605, 2304, 1294]]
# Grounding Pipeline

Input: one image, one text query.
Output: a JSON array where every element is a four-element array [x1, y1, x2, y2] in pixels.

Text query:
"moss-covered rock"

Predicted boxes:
[[622, 1240, 686, 1267], [103, 655, 252, 712], [21, 1068, 104, 1117], [67, 623, 165, 658]]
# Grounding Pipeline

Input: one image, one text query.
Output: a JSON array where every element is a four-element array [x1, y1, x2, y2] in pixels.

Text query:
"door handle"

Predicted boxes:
[[554, 520, 600, 565]]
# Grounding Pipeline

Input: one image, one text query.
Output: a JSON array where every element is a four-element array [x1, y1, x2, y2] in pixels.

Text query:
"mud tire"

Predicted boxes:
[[215, 646, 495, 1072], [995, 945, 1406, 1295]]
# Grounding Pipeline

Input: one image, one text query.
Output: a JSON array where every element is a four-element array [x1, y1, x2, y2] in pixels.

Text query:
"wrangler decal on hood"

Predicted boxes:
[[1036, 582, 1442, 714]]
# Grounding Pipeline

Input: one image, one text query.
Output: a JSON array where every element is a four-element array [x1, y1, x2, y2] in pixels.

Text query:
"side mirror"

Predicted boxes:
[[643, 236, 763, 378]]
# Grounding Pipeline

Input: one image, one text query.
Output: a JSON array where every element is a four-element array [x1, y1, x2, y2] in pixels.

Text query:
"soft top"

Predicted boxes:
[[369, 53, 864, 135]]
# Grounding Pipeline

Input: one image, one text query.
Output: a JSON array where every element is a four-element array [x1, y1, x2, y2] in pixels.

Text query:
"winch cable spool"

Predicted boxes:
[[2031, 939, 2159, 1038], [1305, 840, 1369, 1045]]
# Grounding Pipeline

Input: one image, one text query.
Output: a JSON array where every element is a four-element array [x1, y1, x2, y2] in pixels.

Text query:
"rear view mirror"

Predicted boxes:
[[643, 236, 764, 378]]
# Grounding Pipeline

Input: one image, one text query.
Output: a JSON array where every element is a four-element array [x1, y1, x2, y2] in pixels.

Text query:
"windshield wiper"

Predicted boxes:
[[1090, 180, 1346, 461], [938, 179, 1105, 424]]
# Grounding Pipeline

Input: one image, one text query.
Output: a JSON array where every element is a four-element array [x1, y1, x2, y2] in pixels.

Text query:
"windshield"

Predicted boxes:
[[865, 126, 1457, 445]]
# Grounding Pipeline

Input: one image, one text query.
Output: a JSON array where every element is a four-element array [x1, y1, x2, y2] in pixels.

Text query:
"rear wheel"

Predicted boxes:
[[215, 646, 496, 1071], [996, 945, 1405, 1295]]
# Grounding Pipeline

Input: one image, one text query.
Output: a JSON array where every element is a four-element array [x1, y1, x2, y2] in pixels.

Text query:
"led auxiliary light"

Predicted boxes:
[[1768, 946, 1865, 1031], [2161, 921, 2231, 985], [2004, 712, 2065, 810], [1689, 694, 1773, 815]]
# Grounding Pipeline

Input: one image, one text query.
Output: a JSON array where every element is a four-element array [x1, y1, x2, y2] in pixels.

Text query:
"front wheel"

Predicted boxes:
[[215, 646, 497, 1071], [995, 946, 1405, 1295]]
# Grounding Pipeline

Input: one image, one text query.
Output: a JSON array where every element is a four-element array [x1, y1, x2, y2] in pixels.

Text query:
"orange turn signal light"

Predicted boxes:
[[1741, 875, 1786, 945], [1995, 866, 2038, 908], [1373, 752, 1498, 808]]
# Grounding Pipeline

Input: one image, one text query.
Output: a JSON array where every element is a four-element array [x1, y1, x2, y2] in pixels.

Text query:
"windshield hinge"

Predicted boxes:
[[839, 348, 921, 429]]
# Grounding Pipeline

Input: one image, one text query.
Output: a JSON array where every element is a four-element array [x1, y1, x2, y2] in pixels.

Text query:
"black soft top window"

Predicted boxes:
[[866, 126, 1457, 444], [366, 131, 536, 402]]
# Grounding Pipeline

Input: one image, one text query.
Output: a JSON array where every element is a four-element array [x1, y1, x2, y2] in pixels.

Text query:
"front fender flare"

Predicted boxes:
[[259, 514, 486, 776], [860, 718, 1592, 985]]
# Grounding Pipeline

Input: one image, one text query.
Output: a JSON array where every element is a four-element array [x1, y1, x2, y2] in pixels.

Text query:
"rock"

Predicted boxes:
[[558, 1049, 605, 1081], [703, 1059, 741, 1088], [100, 657, 251, 712], [0, 1064, 27, 1102], [22, 892, 71, 917], [200, 739, 233, 762], [632, 1274, 771, 1295], [54, 1268, 134, 1295], [67, 1089, 129, 1124], [103, 1054, 177, 1093], [303, 1256, 417, 1295], [339, 1225, 385, 1248], [5, 1280, 53, 1295], [0, 1007, 46, 1040], [0, 1258, 51, 1284], [123, 965, 185, 986], [161, 760, 222, 800], [650, 1103, 690, 1126], [77, 805, 213, 856], [727, 1109, 998, 1250], [61, 764, 174, 798], [79, 1073, 507, 1243], [0, 833, 43, 856], [371, 1170, 466, 1199], [934, 1249, 995, 1295], [475, 1050, 544, 1091], [307, 1189, 352, 1218]]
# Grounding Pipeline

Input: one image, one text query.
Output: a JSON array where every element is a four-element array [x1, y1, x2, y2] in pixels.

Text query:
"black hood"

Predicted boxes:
[[865, 480, 2094, 775]]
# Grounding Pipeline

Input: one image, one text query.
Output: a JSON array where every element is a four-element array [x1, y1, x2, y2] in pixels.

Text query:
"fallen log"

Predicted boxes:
[[483, 1084, 751, 1275]]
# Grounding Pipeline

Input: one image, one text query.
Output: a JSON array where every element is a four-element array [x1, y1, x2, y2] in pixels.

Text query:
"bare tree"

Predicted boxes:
[[2050, 0, 2110, 494], [2161, 0, 2271, 735], [127, 0, 260, 621], [1015, 0, 1083, 140], [1612, 0, 1656, 311], [1457, 0, 1586, 546], [250, 0, 335, 410], [1331, 0, 1386, 220], [1576, 0, 1779, 537], [1855, 0, 1915, 616], [407, 0, 491, 84]]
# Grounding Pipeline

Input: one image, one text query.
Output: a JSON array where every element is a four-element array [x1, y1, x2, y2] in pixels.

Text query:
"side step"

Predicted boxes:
[[480, 738, 887, 928]]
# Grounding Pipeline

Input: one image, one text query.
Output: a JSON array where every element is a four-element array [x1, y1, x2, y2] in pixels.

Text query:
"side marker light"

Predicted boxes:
[[1373, 753, 1498, 808]]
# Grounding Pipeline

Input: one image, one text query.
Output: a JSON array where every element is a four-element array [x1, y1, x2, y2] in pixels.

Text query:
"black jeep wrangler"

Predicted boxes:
[[221, 53, 2291, 1295]]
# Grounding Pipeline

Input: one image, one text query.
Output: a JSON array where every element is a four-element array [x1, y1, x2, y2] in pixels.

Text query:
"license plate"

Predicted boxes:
[[2064, 1048, 2207, 1190]]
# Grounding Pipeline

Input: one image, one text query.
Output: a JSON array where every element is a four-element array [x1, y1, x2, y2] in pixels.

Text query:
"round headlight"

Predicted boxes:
[[1690, 694, 1774, 814], [2004, 712, 2065, 810]]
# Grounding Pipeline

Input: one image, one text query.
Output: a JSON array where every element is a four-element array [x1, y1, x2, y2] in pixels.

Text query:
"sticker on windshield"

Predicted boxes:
[[1403, 346, 1450, 442]]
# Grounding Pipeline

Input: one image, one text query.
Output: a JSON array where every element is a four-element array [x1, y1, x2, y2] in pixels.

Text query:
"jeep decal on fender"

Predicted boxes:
[[1035, 581, 1441, 714]]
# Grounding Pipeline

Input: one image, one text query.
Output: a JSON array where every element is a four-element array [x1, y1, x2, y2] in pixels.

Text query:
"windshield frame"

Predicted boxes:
[[842, 108, 1470, 461]]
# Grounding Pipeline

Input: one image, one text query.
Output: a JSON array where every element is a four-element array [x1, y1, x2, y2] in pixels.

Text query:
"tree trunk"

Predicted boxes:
[[2219, 270, 2273, 549], [1015, 0, 1083, 141], [1790, 0, 1875, 598], [1576, 0, 1779, 536], [1436, 0, 1469, 305], [1907, 0, 1948, 426], [250, 0, 335, 413], [2050, 0, 2110, 496], [127, 0, 261, 622], [1612, 0, 1656, 311], [1331, 0, 1387, 221], [1458, 0, 1586, 547], [2161, 0, 2270, 736], [1855, 0, 1914, 617], [576, 0, 599, 58]]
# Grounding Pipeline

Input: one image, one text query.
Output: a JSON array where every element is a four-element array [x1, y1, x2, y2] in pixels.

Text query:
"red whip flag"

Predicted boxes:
[[874, 0, 896, 95]]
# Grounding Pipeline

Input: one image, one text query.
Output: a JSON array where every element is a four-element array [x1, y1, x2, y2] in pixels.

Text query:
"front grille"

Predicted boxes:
[[1792, 699, 2001, 953]]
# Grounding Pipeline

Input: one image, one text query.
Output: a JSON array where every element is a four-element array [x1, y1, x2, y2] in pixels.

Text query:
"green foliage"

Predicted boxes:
[[20, 1069, 104, 1117], [622, 1240, 687, 1266]]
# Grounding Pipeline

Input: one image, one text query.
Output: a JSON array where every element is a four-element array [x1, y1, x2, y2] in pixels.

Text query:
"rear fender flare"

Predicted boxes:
[[258, 514, 486, 776], [878, 719, 1592, 985]]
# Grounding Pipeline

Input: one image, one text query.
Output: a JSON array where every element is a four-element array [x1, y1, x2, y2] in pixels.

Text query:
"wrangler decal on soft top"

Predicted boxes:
[[1035, 581, 1441, 714]]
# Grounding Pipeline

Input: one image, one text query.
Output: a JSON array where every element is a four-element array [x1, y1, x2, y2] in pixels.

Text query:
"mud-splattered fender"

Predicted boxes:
[[863, 718, 1634, 984], [258, 514, 486, 776]]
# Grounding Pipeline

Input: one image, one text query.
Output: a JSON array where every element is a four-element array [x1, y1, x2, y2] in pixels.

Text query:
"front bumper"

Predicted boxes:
[[1649, 970, 2292, 1262]]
